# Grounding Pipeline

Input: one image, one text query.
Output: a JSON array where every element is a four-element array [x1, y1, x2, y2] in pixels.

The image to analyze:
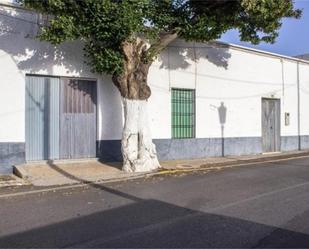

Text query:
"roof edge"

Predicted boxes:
[[214, 40, 309, 65]]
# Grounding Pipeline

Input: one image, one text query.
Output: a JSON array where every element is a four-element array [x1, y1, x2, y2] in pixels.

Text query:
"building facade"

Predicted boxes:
[[1, 2, 309, 173]]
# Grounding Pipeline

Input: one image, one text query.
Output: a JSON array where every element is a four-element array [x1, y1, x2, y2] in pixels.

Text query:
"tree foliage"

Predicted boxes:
[[20, 0, 301, 77]]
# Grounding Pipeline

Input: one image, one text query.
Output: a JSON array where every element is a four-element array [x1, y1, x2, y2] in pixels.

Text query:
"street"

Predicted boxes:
[[1, 157, 309, 248]]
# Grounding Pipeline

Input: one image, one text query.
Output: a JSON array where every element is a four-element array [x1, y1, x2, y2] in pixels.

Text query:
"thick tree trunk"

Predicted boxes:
[[112, 38, 161, 172], [111, 34, 177, 172], [121, 98, 160, 172]]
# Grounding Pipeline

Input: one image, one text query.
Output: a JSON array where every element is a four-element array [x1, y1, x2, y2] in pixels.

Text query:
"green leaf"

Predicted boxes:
[[19, 0, 301, 76]]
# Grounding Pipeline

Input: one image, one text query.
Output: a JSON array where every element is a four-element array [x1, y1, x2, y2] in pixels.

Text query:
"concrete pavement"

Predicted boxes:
[[13, 160, 146, 187], [1, 156, 309, 247], [0, 174, 28, 187], [10, 150, 309, 187]]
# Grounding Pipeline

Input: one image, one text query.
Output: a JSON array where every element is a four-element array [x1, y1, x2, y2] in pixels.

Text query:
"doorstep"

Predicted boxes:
[[13, 160, 146, 187]]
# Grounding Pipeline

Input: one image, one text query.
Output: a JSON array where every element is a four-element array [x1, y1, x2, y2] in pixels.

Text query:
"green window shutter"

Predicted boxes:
[[171, 88, 195, 139]]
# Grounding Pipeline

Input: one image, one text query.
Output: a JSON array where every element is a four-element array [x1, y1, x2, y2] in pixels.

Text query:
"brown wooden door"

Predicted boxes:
[[60, 79, 97, 159], [262, 98, 281, 153]]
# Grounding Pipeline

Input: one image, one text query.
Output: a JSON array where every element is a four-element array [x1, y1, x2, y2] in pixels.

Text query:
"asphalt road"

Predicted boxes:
[[1, 157, 309, 248]]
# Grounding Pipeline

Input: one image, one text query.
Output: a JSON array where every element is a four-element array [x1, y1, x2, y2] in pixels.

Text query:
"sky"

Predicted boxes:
[[220, 0, 309, 57], [1, 0, 307, 56]]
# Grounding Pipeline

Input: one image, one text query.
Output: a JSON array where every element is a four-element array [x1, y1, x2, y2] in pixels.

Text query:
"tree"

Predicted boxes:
[[20, 0, 301, 172]]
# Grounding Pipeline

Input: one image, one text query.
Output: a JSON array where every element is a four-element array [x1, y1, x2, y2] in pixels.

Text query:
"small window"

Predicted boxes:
[[172, 88, 195, 138]]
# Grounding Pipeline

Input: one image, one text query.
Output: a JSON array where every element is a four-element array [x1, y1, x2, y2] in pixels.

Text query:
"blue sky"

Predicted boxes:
[[220, 0, 309, 56]]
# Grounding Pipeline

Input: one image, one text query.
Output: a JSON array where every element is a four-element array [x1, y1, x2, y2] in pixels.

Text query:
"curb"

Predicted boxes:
[[1, 151, 309, 198], [199, 151, 309, 169], [6, 150, 309, 189], [0, 174, 30, 188], [159, 151, 309, 174]]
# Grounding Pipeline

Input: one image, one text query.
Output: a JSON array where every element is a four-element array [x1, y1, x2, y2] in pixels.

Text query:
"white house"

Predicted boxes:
[[1, 2, 309, 174]]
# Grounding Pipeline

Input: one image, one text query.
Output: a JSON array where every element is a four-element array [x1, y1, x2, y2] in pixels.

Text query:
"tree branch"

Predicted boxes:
[[147, 31, 178, 59]]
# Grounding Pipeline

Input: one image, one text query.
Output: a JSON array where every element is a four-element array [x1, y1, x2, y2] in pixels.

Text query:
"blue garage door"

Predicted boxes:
[[25, 75, 97, 161], [25, 76, 60, 161]]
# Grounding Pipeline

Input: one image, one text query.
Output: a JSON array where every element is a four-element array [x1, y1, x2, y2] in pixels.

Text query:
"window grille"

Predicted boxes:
[[171, 88, 195, 138]]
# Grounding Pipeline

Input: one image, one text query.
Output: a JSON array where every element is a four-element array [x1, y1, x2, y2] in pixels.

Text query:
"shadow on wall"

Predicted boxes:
[[159, 41, 231, 70], [0, 6, 123, 144], [210, 101, 227, 157], [0, 6, 85, 74], [218, 102, 227, 156]]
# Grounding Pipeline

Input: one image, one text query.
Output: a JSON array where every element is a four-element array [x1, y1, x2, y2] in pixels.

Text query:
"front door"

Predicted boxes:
[[262, 98, 281, 153], [60, 78, 97, 159]]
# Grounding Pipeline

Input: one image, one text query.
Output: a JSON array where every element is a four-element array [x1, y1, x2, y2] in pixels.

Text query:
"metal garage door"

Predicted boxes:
[[60, 78, 97, 159], [25, 76, 60, 161], [25, 75, 97, 161]]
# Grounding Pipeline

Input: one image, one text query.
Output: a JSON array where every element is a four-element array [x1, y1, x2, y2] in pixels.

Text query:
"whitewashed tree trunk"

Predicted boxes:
[[121, 98, 161, 172]]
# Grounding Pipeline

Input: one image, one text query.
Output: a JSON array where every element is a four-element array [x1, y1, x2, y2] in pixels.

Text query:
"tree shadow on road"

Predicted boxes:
[[1, 163, 309, 248], [1, 197, 309, 248], [45, 159, 141, 202]]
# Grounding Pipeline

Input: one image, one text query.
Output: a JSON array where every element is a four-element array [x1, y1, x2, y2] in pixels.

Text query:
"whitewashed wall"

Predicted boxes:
[[299, 64, 309, 136], [149, 39, 308, 140], [0, 4, 122, 143], [0, 3, 309, 146]]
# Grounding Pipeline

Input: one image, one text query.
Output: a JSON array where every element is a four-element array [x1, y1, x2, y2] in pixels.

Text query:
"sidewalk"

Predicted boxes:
[[5, 150, 309, 187], [13, 160, 145, 187], [161, 150, 309, 170], [0, 174, 27, 188]]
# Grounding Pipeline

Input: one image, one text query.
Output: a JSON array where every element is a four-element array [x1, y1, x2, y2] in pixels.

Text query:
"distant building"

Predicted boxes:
[[1, 2, 309, 174], [295, 54, 309, 61]]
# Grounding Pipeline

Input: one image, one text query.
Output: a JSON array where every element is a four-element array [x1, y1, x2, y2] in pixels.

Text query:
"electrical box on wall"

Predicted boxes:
[[285, 112, 290, 126]]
